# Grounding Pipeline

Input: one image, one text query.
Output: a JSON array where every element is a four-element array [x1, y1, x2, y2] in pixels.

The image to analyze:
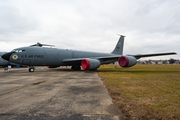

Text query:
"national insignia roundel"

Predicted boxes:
[[12, 54, 18, 60]]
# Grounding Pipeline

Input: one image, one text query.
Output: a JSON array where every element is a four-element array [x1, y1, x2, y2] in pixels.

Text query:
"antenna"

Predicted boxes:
[[30, 42, 55, 47]]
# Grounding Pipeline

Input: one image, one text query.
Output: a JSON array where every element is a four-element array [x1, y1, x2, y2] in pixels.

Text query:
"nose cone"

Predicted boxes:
[[1, 52, 14, 61]]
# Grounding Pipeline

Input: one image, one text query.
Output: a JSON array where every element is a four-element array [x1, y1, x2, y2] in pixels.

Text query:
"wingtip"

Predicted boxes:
[[171, 52, 177, 55]]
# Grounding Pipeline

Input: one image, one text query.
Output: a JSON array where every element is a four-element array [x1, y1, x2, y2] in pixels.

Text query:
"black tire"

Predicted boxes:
[[29, 68, 34, 72], [71, 66, 75, 70], [76, 66, 81, 70], [71, 66, 81, 70]]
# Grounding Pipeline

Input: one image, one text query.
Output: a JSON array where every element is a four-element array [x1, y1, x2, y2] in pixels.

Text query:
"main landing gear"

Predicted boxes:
[[71, 66, 81, 70], [29, 66, 35, 72]]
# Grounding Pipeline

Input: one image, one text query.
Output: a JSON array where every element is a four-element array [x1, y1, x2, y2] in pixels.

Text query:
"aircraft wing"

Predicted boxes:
[[62, 56, 121, 65], [94, 52, 176, 61], [62, 52, 177, 65], [129, 52, 177, 59], [62, 55, 125, 65], [62, 58, 86, 65]]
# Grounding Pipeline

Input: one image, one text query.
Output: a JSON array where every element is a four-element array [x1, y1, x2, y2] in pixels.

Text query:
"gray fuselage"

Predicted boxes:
[[9, 47, 116, 66]]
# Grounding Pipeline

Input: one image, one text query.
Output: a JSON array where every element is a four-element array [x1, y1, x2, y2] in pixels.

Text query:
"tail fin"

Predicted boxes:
[[111, 35, 125, 55]]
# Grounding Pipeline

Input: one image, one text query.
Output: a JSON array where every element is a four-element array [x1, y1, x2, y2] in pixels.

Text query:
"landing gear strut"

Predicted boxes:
[[71, 66, 81, 70], [4, 66, 8, 72], [29, 66, 35, 72]]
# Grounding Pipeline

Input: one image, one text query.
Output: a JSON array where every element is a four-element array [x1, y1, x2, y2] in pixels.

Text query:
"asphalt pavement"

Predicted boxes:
[[0, 67, 125, 120]]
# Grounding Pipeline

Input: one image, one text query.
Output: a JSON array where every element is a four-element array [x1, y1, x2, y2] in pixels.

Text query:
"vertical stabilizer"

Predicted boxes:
[[111, 35, 125, 55]]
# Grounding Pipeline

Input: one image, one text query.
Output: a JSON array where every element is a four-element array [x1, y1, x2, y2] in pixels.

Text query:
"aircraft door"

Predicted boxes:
[[71, 52, 75, 58]]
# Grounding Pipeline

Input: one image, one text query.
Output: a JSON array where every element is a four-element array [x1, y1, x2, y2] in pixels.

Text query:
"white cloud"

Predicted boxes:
[[0, 0, 179, 60]]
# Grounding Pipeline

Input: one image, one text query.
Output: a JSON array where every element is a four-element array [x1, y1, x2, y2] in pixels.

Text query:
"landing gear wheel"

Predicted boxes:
[[76, 66, 81, 70], [71, 66, 81, 70], [90, 68, 97, 71], [4, 67, 8, 72], [71, 66, 74, 70], [29, 67, 35, 72]]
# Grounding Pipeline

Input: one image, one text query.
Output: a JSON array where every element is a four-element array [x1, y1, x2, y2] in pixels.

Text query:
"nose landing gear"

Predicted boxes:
[[29, 66, 35, 72], [4, 66, 9, 72]]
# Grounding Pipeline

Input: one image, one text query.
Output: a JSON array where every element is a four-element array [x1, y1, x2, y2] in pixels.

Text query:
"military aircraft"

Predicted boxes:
[[1, 35, 177, 72]]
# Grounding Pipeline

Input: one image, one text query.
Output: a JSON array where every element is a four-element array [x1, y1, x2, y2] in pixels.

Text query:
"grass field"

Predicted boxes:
[[98, 65, 180, 119]]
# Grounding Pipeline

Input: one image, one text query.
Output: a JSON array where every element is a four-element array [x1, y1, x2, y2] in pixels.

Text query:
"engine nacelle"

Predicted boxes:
[[118, 56, 137, 67], [81, 59, 101, 70], [47, 66, 59, 68]]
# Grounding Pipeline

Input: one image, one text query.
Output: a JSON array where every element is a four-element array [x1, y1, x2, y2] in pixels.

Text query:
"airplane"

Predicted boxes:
[[0, 52, 23, 71], [1, 35, 177, 72]]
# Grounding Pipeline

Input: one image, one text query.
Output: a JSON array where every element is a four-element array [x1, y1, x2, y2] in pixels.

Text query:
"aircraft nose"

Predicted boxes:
[[1, 52, 14, 61]]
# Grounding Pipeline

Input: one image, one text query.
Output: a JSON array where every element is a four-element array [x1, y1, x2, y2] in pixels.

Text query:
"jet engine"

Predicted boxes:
[[47, 66, 59, 68], [81, 59, 101, 70], [118, 56, 137, 67]]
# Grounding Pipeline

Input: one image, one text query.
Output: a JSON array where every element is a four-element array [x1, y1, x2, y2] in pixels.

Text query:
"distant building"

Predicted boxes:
[[137, 59, 179, 65]]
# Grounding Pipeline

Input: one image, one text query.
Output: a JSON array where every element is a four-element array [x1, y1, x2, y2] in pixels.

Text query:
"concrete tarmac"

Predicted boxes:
[[0, 67, 124, 120]]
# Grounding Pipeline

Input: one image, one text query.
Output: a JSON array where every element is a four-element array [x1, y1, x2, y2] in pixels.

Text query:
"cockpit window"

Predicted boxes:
[[11, 50, 16, 52], [11, 49, 25, 53]]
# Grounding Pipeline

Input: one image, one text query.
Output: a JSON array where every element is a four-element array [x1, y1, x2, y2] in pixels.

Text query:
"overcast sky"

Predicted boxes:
[[0, 0, 179, 60]]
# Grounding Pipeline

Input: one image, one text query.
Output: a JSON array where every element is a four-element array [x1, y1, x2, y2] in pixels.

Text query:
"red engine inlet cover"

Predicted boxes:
[[118, 56, 129, 67], [81, 59, 90, 70]]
